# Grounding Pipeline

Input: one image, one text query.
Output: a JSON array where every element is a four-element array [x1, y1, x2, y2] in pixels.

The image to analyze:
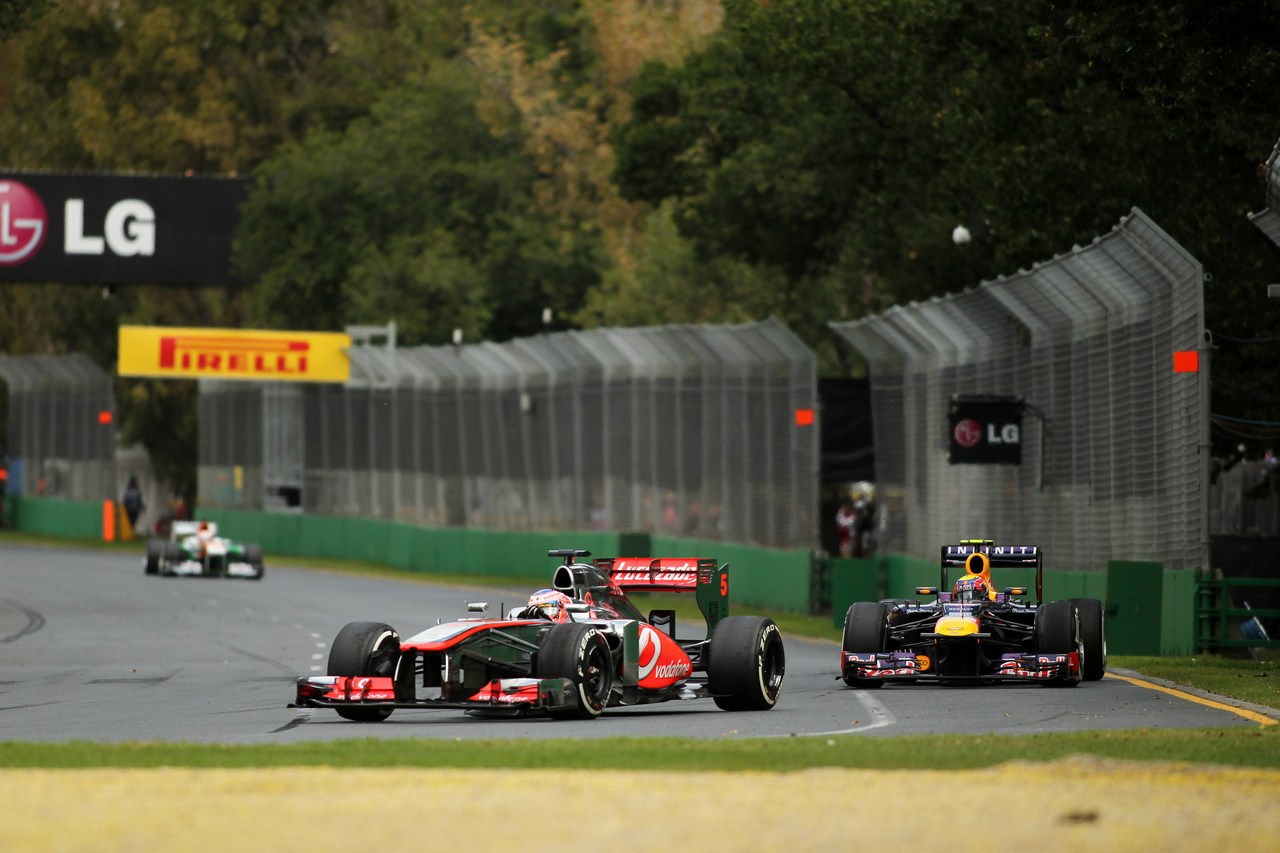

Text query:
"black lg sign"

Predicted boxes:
[[948, 395, 1024, 465], [0, 172, 248, 286]]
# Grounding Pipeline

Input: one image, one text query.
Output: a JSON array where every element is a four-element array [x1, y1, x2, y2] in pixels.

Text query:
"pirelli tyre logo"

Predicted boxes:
[[118, 325, 351, 383]]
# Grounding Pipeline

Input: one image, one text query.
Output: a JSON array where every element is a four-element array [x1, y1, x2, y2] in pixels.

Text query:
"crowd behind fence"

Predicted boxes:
[[831, 208, 1206, 572], [198, 318, 820, 549], [0, 353, 116, 502]]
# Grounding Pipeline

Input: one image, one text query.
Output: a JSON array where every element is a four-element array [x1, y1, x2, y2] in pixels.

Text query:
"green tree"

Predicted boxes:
[[611, 0, 1280, 395]]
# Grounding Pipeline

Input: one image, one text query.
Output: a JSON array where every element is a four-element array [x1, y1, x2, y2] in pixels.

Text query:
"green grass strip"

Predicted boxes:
[[1, 727, 1277, 770]]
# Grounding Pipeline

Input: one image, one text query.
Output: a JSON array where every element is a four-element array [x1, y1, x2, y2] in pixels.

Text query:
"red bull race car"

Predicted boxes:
[[292, 549, 786, 721], [840, 540, 1105, 687]]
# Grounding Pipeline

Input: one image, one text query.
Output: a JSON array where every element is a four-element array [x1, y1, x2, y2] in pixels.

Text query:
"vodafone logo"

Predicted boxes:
[[637, 624, 691, 682], [953, 418, 982, 448], [0, 180, 48, 265], [638, 624, 661, 680]]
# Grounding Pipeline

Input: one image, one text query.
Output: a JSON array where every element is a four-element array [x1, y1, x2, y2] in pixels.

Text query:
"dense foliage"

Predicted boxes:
[[1, 0, 1278, 495]]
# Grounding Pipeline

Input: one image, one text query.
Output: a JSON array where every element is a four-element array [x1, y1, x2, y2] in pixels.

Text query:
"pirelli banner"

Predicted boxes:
[[118, 326, 351, 383], [948, 395, 1023, 465], [0, 172, 248, 285]]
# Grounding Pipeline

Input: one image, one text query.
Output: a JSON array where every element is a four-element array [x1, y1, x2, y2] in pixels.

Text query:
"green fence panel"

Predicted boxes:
[[1161, 568, 1197, 656], [1106, 559, 1164, 655], [1044, 569, 1106, 601], [11, 496, 103, 539], [830, 557, 880, 627], [880, 553, 938, 599]]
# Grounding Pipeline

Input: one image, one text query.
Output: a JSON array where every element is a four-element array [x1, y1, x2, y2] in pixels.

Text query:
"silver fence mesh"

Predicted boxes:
[[0, 353, 117, 501], [198, 318, 819, 549], [831, 208, 1205, 571]]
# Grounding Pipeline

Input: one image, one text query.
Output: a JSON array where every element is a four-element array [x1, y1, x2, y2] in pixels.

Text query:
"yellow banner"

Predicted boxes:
[[118, 326, 351, 383]]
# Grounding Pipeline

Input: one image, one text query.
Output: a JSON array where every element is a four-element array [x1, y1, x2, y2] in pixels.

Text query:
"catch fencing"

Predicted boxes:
[[0, 353, 117, 501], [831, 208, 1205, 572], [198, 318, 819, 549]]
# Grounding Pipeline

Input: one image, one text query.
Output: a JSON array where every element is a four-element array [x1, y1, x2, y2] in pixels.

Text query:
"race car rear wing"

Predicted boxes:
[[939, 542, 1043, 603], [547, 550, 730, 633], [596, 556, 729, 634]]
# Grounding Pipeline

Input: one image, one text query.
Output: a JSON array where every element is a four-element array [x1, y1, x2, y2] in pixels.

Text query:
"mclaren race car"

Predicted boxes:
[[840, 540, 1105, 687], [292, 549, 786, 721], [143, 520, 265, 580]]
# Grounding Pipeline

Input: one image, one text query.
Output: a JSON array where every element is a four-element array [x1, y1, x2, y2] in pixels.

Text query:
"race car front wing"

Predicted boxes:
[[291, 674, 581, 714], [842, 649, 1081, 684]]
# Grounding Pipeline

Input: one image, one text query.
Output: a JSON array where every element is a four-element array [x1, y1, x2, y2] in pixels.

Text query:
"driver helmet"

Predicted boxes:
[[953, 575, 989, 604], [525, 588, 572, 623], [197, 521, 215, 540]]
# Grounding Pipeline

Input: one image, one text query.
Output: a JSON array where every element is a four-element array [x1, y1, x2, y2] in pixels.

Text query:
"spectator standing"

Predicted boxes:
[[122, 474, 145, 534], [836, 501, 856, 558]]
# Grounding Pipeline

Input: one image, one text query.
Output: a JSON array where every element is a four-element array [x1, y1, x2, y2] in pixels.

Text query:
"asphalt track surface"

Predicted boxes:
[[0, 542, 1258, 743]]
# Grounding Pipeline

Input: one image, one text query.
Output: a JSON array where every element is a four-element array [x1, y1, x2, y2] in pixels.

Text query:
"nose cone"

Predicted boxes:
[[934, 615, 980, 637]]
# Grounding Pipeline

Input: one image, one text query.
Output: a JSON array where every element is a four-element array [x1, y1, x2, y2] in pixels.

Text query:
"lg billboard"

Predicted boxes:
[[0, 172, 249, 286]]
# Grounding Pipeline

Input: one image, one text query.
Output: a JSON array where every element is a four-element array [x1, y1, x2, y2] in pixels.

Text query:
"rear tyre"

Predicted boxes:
[[536, 623, 613, 720], [707, 616, 785, 711], [244, 544, 265, 580], [327, 621, 401, 721], [144, 539, 163, 575], [1034, 601, 1081, 687], [841, 602, 888, 688], [1070, 598, 1106, 681]]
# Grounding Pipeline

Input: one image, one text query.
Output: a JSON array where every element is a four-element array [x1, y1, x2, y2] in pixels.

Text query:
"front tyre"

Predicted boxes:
[[1034, 600, 1081, 687], [841, 601, 888, 688], [327, 621, 401, 721], [1070, 598, 1107, 681], [707, 615, 785, 711], [162, 541, 183, 577], [144, 539, 164, 575], [244, 544, 265, 580], [536, 623, 613, 720]]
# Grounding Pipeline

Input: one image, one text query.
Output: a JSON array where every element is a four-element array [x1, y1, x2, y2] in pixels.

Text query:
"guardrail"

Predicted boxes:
[[1197, 576, 1280, 651]]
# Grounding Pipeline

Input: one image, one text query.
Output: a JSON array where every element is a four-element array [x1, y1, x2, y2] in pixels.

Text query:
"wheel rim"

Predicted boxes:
[[583, 642, 611, 707], [758, 628, 784, 702]]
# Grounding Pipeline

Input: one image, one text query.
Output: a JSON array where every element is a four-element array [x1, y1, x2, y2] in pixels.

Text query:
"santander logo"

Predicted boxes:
[[0, 180, 48, 266]]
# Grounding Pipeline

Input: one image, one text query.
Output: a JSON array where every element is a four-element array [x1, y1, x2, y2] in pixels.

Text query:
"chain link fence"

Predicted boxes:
[[0, 353, 117, 501], [198, 318, 819, 549], [831, 208, 1205, 572]]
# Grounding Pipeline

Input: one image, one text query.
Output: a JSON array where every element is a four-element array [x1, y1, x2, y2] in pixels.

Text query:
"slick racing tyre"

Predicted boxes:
[[1070, 597, 1107, 681], [536, 623, 613, 720], [143, 539, 164, 575], [841, 601, 888, 689], [1034, 600, 1081, 687], [327, 621, 402, 721], [706, 615, 785, 711], [162, 541, 183, 577], [244, 544, 265, 580]]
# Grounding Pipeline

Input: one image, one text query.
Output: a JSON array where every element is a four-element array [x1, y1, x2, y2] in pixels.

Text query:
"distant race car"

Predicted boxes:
[[292, 549, 786, 721], [840, 539, 1105, 687], [143, 520, 265, 580]]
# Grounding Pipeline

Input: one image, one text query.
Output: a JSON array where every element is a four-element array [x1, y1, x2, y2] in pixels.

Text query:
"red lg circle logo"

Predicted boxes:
[[0, 180, 48, 266], [954, 418, 982, 448]]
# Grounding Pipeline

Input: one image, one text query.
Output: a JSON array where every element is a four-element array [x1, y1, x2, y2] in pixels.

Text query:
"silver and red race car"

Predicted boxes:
[[840, 540, 1106, 687], [292, 549, 785, 720]]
